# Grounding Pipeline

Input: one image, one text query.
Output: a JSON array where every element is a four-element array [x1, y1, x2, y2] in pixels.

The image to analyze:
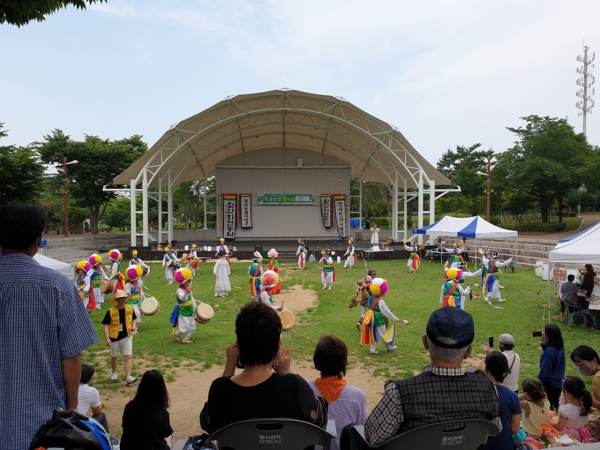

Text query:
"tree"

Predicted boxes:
[[36, 130, 147, 233], [0, 0, 105, 26], [497, 116, 593, 222], [0, 123, 44, 206], [437, 143, 495, 199]]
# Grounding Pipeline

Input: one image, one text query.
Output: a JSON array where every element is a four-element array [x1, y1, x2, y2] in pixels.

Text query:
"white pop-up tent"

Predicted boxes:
[[413, 215, 518, 239], [548, 222, 600, 265], [34, 253, 74, 281]]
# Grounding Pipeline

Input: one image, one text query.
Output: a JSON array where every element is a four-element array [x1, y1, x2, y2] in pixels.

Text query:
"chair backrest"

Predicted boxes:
[[208, 418, 333, 450], [350, 419, 499, 450]]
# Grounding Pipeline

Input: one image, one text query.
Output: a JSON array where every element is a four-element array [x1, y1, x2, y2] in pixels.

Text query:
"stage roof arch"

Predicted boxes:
[[110, 89, 450, 190], [106, 89, 458, 246]]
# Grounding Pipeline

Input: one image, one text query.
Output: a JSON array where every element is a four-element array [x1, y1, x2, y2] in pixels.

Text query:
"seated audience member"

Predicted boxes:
[[308, 336, 368, 450], [120, 370, 173, 450], [560, 274, 579, 323], [571, 346, 600, 439], [200, 302, 327, 433], [574, 284, 599, 331], [519, 379, 550, 439], [77, 364, 110, 432], [479, 352, 521, 450], [358, 307, 501, 447]]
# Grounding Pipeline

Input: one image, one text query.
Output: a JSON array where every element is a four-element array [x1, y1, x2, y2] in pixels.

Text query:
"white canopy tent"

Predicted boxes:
[[34, 253, 74, 281]]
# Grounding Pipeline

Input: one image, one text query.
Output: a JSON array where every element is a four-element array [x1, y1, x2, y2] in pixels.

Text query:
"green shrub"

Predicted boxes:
[[375, 217, 391, 229], [489, 216, 502, 226], [518, 222, 567, 232]]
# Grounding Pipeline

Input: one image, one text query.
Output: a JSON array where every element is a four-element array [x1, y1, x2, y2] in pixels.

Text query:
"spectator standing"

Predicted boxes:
[[308, 336, 367, 450], [0, 204, 98, 450], [353, 307, 500, 447], [150, 220, 155, 231], [581, 264, 597, 298], [570, 346, 600, 439], [77, 364, 110, 433], [478, 352, 521, 450], [499, 334, 521, 393], [537, 323, 566, 411], [364, 215, 370, 230], [102, 289, 138, 385], [120, 370, 173, 450], [187, 217, 192, 229]]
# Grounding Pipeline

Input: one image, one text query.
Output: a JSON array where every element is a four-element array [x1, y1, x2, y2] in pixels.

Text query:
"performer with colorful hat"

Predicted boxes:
[[129, 249, 150, 276], [170, 268, 197, 344], [75, 260, 95, 311], [480, 248, 513, 305], [440, 268, 472, 309], [296, 239, 307, 270], [258, 270, 283, 311], [108, 249, 125, 293], [360, 278, 409, 354], [443, 261, 481, 303], [213, 249, 231, 297], [402, 239, 420, 274], [248, 251, 264, 301], [162, 246, 179, 285], [125, 265, 145, 331], [188, 244, 200, 276], [442, 243, 465, 269], [89, 253, 107, 310], [343, 239, 357, 269], [319, 249, 336, 290], [264, 248, 281, 294]]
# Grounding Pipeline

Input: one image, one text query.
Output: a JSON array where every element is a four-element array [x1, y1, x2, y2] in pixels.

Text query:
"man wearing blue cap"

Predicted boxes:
[[362, 307, 501, 446]]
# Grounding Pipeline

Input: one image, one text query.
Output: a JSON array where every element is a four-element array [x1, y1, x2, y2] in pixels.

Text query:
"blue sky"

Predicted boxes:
[[2, 0, 599, 166]]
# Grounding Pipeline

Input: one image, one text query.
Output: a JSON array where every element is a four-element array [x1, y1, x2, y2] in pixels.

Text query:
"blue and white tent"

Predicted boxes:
[[413, 215, 517, 239]]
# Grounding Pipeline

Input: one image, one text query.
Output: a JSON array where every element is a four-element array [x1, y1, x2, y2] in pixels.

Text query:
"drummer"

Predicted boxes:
[[125, 265, 145, 333], [75, 260, 95, 311], [89, 254, 108, 310], [188, 244, 200, 276], [248, 251, 264, 301], [172, 268, 196, 344], [258, 270, 283, 311], [108, 249, 125, 293], [319, 249, 336, 290], [130, 249, 150, 275], [162, 246, 179, 285]]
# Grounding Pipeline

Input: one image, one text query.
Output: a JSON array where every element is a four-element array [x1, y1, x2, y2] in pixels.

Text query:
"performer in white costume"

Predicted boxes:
[[295, 239, 307, 270], [213, 250, 231, 297], [370, 224, 380, 246], [343, 239, 356, 268], [173, 268, 197, 344], [480, 249, 513, 304], [162, 246, 179, 285], [319, 249, 335, 290]]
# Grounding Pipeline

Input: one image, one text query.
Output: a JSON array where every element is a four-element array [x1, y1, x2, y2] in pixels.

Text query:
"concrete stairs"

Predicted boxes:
[[469, 237, 560, 270], [42, 234, 131, 262]]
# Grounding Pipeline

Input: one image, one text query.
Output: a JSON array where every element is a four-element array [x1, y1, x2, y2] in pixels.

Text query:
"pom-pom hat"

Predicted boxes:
[[268, 248, 278, 258], [445, 268, 463, 281], [426, 307, 474, 349], [369, 278, 389, 297], [261, 270, 280, 288], [89, 254, 102, 266], [76, 261, 91, 272], [131, 249, 138, 255], [126, 265, 143, 280], [175, 268, 193, 284], [108, 249, 121, 261]]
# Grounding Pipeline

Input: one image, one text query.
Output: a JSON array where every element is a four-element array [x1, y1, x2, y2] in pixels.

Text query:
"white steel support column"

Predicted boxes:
[[428, 180, 435, 245], [359, 180, 363, 229], [158, 177, 163, 244], [167, 172, 174, 243], [392, 172, 399, 240], [130, 180, 137, 246], [403, 178, 408, 240], [417, 171, 424, 245], [142, 170, 149, 247], [203, 188, 208, 230]]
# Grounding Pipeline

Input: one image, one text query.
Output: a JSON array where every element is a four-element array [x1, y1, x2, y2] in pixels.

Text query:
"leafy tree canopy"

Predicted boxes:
[[0, 123, 44, 206], [437, 143, 495, 198], [0, 0, 105, 26], [36, 130, 147, 233]]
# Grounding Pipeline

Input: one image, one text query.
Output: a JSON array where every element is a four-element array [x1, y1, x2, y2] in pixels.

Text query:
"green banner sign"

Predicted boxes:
[[257, 194, 314, 205]]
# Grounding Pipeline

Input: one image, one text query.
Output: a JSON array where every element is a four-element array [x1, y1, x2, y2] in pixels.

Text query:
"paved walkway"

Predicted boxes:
[[518, 213, 600, 241]]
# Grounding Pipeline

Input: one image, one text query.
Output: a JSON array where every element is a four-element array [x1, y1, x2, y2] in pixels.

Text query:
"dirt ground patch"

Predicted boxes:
[[98, 284, 390, 441]]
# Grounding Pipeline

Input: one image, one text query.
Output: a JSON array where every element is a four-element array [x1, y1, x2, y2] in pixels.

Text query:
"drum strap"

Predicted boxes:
[[179, 300, 193, 307]]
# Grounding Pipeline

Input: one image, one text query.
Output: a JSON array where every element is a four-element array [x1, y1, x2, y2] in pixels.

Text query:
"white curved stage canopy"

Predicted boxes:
[[106, 89, 458, 246]]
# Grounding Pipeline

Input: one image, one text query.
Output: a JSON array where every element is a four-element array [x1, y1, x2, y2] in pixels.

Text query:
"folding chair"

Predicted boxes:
[[566, 304, 589, 329], [207, 418, 336, 450], [347, 419, 499, 450]]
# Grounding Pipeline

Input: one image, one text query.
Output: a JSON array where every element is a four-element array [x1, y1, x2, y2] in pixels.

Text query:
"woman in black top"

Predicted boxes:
[[200, 302, 327, 433], [121, 370, 173, 450], [582, 264, 597, 298]]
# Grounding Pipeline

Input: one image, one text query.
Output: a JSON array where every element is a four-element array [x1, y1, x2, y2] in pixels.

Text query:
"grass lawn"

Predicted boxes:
[[84, 258, 600, 393]]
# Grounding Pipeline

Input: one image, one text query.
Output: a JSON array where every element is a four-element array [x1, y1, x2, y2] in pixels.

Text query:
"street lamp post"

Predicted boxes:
[[578, 184, 588, 217], [476, 157, 496, 222], [59, 157, 78, 237]]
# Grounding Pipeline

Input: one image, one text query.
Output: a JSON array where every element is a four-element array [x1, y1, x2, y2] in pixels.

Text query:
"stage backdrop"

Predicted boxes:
[[215, 148, 350, 239]]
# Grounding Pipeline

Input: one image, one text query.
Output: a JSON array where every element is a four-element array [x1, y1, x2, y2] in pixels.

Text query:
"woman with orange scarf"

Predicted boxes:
[[308, 336, 367, 450]]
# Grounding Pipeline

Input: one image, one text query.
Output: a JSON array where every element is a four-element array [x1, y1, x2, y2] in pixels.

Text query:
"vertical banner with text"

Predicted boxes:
[[334, 194, 347, 238], [320, 194, 332, 229], [240, 193, 252, 229], [223, 193, 237, 239]]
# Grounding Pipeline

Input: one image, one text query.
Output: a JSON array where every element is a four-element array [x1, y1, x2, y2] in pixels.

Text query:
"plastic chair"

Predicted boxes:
[[207, 418, 336, 450], [347, 419, 499, 450], [566, 304, 589, 329]]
